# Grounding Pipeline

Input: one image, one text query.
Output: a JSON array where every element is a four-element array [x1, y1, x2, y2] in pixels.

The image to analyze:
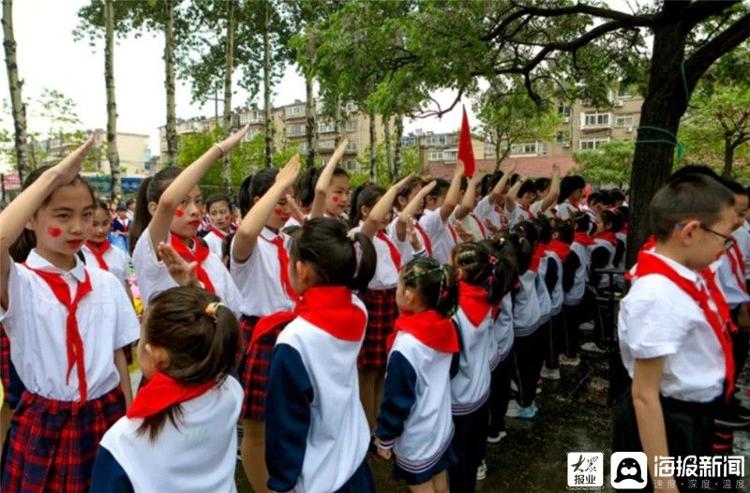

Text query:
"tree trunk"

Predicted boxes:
[[304, 72, 316, 169], [369, 112, 377, 183], [2, 0, 29, 181], [104, 0, 120, 197], [384, 115, 393, 182], [262, 0, 273, 168], [722, 135, 734, 178], [494, 136, 502, 172], [222, 0, 235, 194], [164, 0, 178, 167], [393, 114, 403, 178], [333, 95, 344, 147]]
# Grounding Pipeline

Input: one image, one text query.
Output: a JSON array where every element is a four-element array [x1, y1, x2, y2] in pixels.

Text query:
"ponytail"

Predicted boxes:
[[350, 231, 377, 291], [401, 257, 458, 318], [480, 238, 518, 302], [238, 175, 254, 218], [452, 242, 505, 304], [129, 167, 182, 254], [349, 183, 384, 228]]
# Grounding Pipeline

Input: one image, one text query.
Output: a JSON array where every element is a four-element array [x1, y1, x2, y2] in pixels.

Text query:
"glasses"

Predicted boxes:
[[700, 224, 736, 250]]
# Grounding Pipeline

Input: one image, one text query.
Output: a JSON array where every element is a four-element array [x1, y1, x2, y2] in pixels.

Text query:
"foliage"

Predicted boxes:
[[349, 143, 420, 187], [573, 140, 634, 187]]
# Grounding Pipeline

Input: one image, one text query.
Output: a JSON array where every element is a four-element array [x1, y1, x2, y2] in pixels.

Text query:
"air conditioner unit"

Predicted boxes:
[[563, 116, 570, 123], [562, 142, 570, 148], [614, 100, 624, 107], [626, 127, 633, 133]]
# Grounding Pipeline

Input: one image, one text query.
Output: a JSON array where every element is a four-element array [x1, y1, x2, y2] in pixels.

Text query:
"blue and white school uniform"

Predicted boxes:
[[265, 286, 372, 493], [713, 252, 750, 310], [81, 241, 130, 286], [513, 271, 542, 337], [739, 222, 750, 282], [132, 229, 246, 317], [376, 310, 459, 484], [451, 210, 488, 242], [564, 240, 590, 307], [533, 256, 553, 325], [511, 270, 544, 408], [203, 227, 229, 259], [418, 208, 456, 264], [555, 199, 579, 220], [542, 244, 566, 318], [491, 293, 514, 370], [91, 377, 243, 493]]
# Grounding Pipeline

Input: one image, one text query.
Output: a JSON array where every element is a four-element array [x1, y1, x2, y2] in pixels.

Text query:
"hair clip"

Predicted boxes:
[[488, 255, 498, 265], [204, 302, 226, 320]]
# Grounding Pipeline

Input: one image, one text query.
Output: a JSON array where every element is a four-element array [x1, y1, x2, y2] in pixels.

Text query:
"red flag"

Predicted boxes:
[[457, 106, 476, 177]]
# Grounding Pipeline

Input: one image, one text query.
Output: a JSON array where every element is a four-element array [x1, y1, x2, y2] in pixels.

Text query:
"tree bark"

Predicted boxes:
[[394, 114, 404, 178], [222, 0, 235, 193], [722, 135, 734, 178], [104, 0, 121, 197], [2, 0, 29, 181], [384, 115, 393, 182], [164, 0, 178, 167], [333, 94, 344, 147], [304, 72, 316, 169], [262, 0, 273, 168], [369, 112, 377, 183]]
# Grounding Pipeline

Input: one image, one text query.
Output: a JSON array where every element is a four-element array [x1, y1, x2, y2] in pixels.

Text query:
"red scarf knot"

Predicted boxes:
[[170, 233, 216, 294], [85, 240, 111, 271]]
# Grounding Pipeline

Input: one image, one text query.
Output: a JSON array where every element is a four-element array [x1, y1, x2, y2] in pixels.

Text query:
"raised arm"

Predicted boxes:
[[149, 125, 250, 251], [455, 171, 483, 221], [360, 174, 415, 238], [488, 162, 515, 202], [309, 139, 348, 219], [505, 177, 524, 211], [439, 161, 464, 221], [540, 164, 561, 212], [0, 137, 94, 309], [233, 155, 301, 262]]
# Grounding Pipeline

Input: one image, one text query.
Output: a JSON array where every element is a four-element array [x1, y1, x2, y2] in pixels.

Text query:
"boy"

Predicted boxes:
[[613, 174, 737, 490]]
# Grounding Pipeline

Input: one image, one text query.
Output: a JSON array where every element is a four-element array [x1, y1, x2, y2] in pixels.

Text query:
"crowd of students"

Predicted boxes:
[[0, 124, 746, 493]]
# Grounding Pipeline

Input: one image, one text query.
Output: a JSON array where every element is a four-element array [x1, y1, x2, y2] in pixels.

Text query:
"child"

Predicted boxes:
[[0, 140, 139, 493], [449, 242, 506, 492], [555, 175, 586, 220], [560, 214, 593, 366], [82, 199, 131, 292], [589, 209, 624, 289], [111, 202, 130, 250], [453, 172, 489, 242], [203, 194, 234, 258], [613, 174, 737, 489], [474, 166, 514, 233], [129, 127, 248, 317], [418, 163, 464, 264], [309, 140, 351, 222], [529, 165, 562, 217], [233, 157, 301, 493], [374, 257, 459, 492], [537, 216, 568, 381], [90, 287, 242, 492], [264, 217, 377, 493], [389, 176, 432, 263]]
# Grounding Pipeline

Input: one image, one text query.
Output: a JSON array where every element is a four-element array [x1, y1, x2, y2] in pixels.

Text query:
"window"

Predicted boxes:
[[556, 131, 571, 145], [345, 102, 358, 113], [582, 112, 611, 128], [239, 111, 262, 125], [402, 135, 417, 147], [615, 115, 636, 128], [428, 151, 444, 161], [285, 106, 304, 118], [346, 159, 359, 171], [510, 142, 540, 156], [318, 121, 336, 133], [286, 125, 305, 137], [346, 121, 357, 132], [346, 141, 358, 152], [579, 137, 610, 150], [318, 140, 335, 150], [426, 135, 448, 147], [558, 104, 572, 120], [443, 149, 458, 161], [617, 85, 633, 99]]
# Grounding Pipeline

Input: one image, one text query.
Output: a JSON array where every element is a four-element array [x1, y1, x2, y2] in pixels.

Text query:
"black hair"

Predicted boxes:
[[295, 167, 350, 210], [452, 241, 507, 305], [138, 286, 241, 441], [668, 165, 720, 183], [722, 178, 746, 197], [558, 175, 586, 204], [237, 175, 254, 218], [617, 205, 630, 224], [650, 174, 734, 242], [95, 199, 109, 213], [534, 215, 552, 244], [480, 237, 519, 300], [610, 189, 626, 203], [518, 180, 537, 198], [509, 173, 520, 186], [247, 169, 279, 214], [551, 217, 575, 244], [350, 183, 384, 228], [129, 166, 182, 254], [222, 232, 234, 270], [600, 209, 624, 233], [289, 217, 376, 291], [427, 178, 450, 199], [206, 194, 232, 213], [395, 176, 424, 211], [534, 177, 551, 194], [587, 191, 601, 205], [573, 212, 591, 233], [401, 257, 458, 317], [502, 231, 533, 275], [9, 166, 96, 262], [597, 190, 615, 208]]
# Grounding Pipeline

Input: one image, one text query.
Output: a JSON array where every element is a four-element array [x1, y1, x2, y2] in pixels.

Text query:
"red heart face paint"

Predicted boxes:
[[48, 227, 62, 238], [273, 207, 284, 217], [332, 195, 340, 203], [174, 209, 184, 217]]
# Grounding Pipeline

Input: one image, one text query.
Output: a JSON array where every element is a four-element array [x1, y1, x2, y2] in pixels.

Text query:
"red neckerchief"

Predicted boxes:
[[574, 232, 595, 247], [260, 233, 298, 301], [458, 280, 491, 327], [631, 250, 735, 401], [727, 243, 748, 294], [469, 213, 488, 238], [250, 286, 366, 345], [127, 372, 217, 418], [594, 231, 618, 247], [530, 243, 546, 273], [414, 222, 433, 256], [85, 241, 111, 271], [520, 205, 536, 219], [622, 223, 630, 235], [170, 233, 216, 294], [24, 264, 92, 401], [386, 310, 459, 353], [376, 231, 402, 271], [546, 240, 571, 263], [209, 226, 227, 240]]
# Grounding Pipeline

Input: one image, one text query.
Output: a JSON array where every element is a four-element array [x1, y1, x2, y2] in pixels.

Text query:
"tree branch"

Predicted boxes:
[[684, 0, 741, 28], [510, 1, 655, 27], [416, 88, 465, 119]]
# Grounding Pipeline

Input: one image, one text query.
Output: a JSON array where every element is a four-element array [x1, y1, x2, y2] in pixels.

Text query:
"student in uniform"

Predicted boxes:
[[560, 214, 593, 367], [528, 165, 562, 218], [474, 166, 515, 234], [203, 194, 234, 258], [90, 287, 243, 493], [374, 257, 459, 493], [588, 209, 624, 290], [0, 140, 139, 493], [309, 140, 352, 223], [349, 176, 415, 431], [129, 127, 248, 318], [264, 217, 377, 493], [388, 177, 434, 265], [555, 175, 586, 220], [419, 163, 464, 264], [111, 202, 130, 251], [613, 174, 738, 489], [82, 199, 131, 294], [449, 242, 507, 493], [452, 172, 489, 242]]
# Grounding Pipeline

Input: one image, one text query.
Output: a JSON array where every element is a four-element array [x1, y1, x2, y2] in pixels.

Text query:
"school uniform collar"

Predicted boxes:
[[26, 249, 87, 283], [260, 226, 282, 241], [647, 251, 700, 284]]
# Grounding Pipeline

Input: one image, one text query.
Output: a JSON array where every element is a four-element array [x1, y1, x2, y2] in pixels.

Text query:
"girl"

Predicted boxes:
[[264, 217, 377, 493], [389, 176, 432, 263], [129, 126, 248, 317], [203, 194, 234, 258], [349, 175, 414, 431], [556, 175, 586, 220], [90, 287, 242, 493], [374, 257, 459, 493], [589, 209, 624, 289], [309, 140, 351, 222], [419, 163, 465, 264], [449, 242, 506, 493], [83, 199, 131, 292], [474, 165, 515, 233], [0, 140, 139, 493], [452, 172, 489, 242], [233, 157, 301, 493]]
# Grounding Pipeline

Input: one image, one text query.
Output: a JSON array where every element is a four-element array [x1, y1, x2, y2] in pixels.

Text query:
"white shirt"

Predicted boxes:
[[0, 250, 139, 401], [556, 200, 579, 220], [81, 243, 130, 285], [418, 208, 455, 264], [713, 253, 750, 308], [473, 196, 502, 231], [133, 229, 246, 317], [230, 227, 296, 317], [450, 211, 486, 242], [387, 216, 423, 267], [350, 224, 399, 289], [733, 224, 750, 280], [203, 230, 228, 259], [618, 253, 725, 402]]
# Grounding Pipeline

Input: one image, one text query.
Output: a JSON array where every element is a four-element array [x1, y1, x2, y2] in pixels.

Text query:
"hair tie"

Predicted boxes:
[[488, 255, 498, 265], [204, 302, 226, 320]]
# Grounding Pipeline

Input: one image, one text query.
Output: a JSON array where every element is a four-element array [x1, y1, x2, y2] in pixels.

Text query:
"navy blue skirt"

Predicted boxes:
[[392, 444, 458, 485]]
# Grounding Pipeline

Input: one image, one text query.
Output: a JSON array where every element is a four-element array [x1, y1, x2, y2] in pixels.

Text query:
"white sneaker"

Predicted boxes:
[[580, 342, 606, 354], [476, 460, 487, 481], [580, 321, 595, 332], [487, 430, 508, 444], [505, 400, 522, 418], [540, 365, 561, 380], [559, 355, 581, 367]]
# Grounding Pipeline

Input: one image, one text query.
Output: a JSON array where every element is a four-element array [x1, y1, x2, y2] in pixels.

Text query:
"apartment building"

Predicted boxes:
[[402, 130, 490, 173]]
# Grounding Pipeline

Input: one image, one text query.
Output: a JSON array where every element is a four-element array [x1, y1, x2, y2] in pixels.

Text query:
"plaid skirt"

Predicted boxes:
[[0, 325, 25, 409], [241, 322, 286, 421], [357, 288, 398, 370], [2, 387, 125, 493]]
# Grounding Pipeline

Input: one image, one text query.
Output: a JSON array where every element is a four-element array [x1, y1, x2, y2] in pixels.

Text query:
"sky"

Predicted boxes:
[[0, 0, 470, 171]]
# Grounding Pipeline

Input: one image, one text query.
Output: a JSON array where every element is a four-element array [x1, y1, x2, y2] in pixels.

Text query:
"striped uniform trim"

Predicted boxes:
[[395, 427, 454, 474]]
